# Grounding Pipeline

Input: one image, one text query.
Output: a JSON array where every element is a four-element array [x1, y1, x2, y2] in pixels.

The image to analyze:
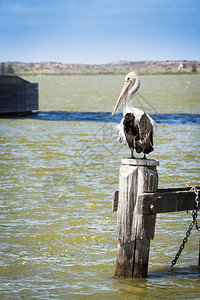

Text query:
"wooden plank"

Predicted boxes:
[[112, 190, 119, 212], [0, 88, 16, 94], [17, 89, 38, 96], [113, 186, 200, 213], [0, 95, 16, 103], [137, 187, 200, 214], [0, 107, 16, 113], [17, 83, 38, 89], [26, 95, 38, 102]]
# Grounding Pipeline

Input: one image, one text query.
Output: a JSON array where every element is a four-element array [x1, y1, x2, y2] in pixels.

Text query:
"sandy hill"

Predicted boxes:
[[0, 60, 199, 74]]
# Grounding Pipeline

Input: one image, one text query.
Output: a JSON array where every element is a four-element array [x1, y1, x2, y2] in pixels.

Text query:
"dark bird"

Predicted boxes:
[[111, 72, 157, 159]]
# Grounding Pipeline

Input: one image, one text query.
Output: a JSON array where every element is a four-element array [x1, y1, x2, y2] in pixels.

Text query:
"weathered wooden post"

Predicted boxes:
[[114, 158, 159, 278]]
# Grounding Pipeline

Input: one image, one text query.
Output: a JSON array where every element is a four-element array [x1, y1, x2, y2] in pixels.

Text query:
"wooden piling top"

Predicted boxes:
[[122, 158, 159, 167]]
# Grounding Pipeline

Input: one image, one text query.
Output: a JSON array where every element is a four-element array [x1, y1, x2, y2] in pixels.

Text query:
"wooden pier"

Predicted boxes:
[[113, 158, 199, 278], [0, 75, 38, 114]]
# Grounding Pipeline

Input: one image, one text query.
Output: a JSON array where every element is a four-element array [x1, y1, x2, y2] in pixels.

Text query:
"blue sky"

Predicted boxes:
[[0, 0, 200, 64]]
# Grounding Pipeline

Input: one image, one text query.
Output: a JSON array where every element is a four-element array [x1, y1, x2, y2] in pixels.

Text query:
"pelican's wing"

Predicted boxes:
[[123, 112, 154, 154], [138, 113, 154, 153], [123, 113, 140, 152]]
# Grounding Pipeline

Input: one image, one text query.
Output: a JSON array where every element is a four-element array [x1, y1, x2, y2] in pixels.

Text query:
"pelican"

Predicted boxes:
[[111, 72, 156, 159], [177, 63, 183, 72]]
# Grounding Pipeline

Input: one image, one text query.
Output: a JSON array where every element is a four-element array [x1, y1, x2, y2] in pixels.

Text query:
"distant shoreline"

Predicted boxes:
[[1, 60, 200, 75], [6, 72, 200, 76]]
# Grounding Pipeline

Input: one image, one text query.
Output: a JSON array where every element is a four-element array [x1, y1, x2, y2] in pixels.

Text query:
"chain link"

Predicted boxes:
[[170, 187, 200, 267]]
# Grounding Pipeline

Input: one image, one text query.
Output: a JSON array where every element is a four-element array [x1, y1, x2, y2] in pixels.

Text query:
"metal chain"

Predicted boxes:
[[170, 187, 200, 267], [190, 187, 200, 232]]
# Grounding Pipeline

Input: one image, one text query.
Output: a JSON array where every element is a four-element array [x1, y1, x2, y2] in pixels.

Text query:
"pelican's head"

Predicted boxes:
[[111, 71, 140, 116]]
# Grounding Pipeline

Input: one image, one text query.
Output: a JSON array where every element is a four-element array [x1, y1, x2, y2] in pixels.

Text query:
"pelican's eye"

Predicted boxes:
[[127, 77, 130, 81]]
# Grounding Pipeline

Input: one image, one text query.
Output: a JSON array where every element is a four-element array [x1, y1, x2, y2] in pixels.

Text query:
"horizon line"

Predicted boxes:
[[1, 59, 200, 65]]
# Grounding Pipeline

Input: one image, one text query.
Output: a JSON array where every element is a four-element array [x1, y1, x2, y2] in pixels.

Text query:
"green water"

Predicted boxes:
[[0, 75, 200, 299]]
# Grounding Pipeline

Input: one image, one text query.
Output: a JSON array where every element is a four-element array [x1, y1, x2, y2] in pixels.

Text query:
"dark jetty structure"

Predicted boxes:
[[0, 75, 38, 115]]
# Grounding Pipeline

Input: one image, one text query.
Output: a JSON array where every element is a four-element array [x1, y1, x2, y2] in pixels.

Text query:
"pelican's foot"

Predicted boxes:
[[128, 150, 135, 159]]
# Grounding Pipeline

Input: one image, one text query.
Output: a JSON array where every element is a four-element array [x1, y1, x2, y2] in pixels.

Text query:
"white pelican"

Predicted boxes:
[[177, 63, 183, 72], [111, 72, 157, 159]]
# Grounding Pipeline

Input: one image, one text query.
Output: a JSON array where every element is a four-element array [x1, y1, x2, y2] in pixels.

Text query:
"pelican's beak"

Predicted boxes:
[[111, 80, 133, 116]]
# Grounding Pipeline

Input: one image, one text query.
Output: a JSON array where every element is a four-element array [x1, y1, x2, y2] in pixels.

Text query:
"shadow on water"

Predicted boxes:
[[0, 111, 200, 124], [114, 266, 200, 281], [148, 265, 200, 279]]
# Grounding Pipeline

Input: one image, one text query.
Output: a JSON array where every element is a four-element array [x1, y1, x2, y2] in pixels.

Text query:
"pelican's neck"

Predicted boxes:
[[124, 75, 140, 115], [124, 98, 132, 115]]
